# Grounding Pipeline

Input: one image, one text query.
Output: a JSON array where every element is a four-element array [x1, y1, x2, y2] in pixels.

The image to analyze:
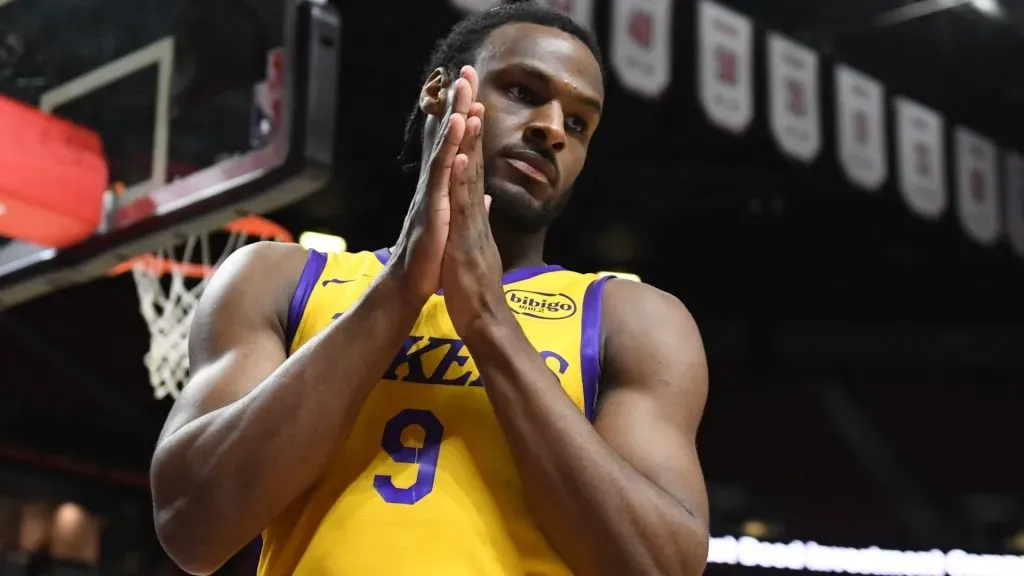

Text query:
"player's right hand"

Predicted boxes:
[[390, 66, 480, 305]]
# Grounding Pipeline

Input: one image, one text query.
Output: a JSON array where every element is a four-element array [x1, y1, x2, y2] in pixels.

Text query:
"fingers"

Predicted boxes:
[[462, 114, 482, 153], [451, 77, 473, 117], [466, 107, 485, 206], [449, 152, 471, 221], [450, 112, 483, 224], [424, 67, 479, 213], [460, 66, 479, 102], [458, 101, 484, 152], [425, 112, 466, 209], [446, 67, 478, 121]]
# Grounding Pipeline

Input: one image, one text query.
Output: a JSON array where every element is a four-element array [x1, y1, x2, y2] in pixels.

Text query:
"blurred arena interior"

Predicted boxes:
[[1, 0, 1024, 574]]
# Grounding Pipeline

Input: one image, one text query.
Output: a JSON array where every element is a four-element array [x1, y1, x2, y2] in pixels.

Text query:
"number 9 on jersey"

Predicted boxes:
[[373, 409, 445, 505]]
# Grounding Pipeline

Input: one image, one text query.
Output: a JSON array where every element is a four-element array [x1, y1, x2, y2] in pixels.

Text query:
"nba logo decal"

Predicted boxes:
[[1005, 151, 1024, 259], [611, 0, 673, 99], [251, 48, 286, 149], [836, 65, 887, 192], [954, 127, 1001, 246], [768, 32, 821, 164], [698, 0, 753, 134], [896, 96, 947, 220]]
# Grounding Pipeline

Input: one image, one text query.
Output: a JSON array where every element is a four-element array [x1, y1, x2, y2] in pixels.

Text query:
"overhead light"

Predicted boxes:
[[298, 231, 347, 253], [598, 271, 642, 283], [970, 0, 1004, 17]]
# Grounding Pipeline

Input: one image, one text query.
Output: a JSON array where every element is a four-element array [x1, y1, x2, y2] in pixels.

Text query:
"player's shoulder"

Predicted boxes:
[[602, 278, 700, 345], [229, 239, 310, 268], [213, 241, 310, 288], [599, 278, 706, 391], [601, 275, 684, 309], [201, 241, 312, 322]]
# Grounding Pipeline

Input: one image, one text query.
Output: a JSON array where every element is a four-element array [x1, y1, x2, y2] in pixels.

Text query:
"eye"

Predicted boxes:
[[507, 84, 537, 104], [566, 116, 588, 135]]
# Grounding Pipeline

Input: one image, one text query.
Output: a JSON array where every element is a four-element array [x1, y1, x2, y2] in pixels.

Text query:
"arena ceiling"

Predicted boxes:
[[0, 0, 1022, 551]]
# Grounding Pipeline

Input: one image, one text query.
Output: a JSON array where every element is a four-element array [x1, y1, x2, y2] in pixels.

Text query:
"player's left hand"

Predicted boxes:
[[441, 76, 506, 338]]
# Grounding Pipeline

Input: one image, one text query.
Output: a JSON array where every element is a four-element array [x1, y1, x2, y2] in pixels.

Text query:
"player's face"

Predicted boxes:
[[472, 23, 604, 233]]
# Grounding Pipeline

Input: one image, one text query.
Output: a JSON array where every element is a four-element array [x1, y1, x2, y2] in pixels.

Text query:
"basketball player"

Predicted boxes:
[[151, 3, 709, 575]]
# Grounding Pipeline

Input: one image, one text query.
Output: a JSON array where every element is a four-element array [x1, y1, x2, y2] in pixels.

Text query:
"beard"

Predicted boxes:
[[483, 173, 574, 234]]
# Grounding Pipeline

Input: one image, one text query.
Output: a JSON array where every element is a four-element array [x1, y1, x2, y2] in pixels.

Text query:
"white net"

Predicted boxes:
[[128, 222, 280, 400]]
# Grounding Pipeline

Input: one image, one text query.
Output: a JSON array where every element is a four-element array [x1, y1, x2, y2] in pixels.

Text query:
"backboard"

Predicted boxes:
[[0, 0, 339, 308]]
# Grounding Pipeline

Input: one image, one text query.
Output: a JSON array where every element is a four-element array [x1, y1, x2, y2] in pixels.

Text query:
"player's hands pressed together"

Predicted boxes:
[[442, 66, 507, 337], [389, 68, 478, 306]]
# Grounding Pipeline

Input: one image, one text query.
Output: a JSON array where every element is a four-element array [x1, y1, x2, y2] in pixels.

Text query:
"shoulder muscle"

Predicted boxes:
[[159, 241, 310, 443], [600, 279, 707, 430]]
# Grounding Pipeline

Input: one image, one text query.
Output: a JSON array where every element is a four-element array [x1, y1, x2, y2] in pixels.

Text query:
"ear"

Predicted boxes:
[[419, 68, 450, 118]]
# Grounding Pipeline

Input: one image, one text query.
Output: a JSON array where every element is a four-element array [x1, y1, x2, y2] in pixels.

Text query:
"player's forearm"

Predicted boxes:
[[466, 320, 706, 576], [152, 270, 423, 574]]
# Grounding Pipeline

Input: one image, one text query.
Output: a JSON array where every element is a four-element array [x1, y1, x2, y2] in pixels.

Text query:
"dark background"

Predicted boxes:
[[1, 0, 1023, 573]]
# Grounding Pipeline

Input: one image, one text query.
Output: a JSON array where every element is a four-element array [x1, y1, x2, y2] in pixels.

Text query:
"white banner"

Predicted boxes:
[[539, 0, 594, 30], [835, 65, 887, 191], [954, 127, 1001, 246], [610, 0, 673, 99], [697, 0, 753, 133], [895, 97, 947, 220], [709, 535, 1024, 576], [1006, 151, 1024, 259], [448, 0, 500, 13], [767, 33, 821, 163]]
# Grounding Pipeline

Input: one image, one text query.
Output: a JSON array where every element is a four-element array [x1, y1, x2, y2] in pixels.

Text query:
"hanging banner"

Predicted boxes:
[[767, 32, 821, 163], [835, 65, 887, 192], [611, 0, 673, 99], [1006, 151, 1024, 259], [697, 0, 753, 133], [539, 0, 594, 30], [448, 0, 500, 13], [954, 127, 1001, 246], [895, 97, 947, 220]]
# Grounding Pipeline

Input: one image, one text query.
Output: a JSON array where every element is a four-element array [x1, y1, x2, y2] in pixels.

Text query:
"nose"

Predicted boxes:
[[525, 102, 567, 153]]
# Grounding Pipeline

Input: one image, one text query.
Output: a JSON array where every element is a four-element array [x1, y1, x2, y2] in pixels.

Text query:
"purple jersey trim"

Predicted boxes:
[[502, 264, 565, 284], [580, 275, 611, 422], [248, 537, 262, 573], [372, 247, 563, 287], [285, 250, 328, 351]]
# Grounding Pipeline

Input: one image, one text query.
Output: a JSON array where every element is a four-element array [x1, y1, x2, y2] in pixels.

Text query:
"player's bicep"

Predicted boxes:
[[159, 242, 307, 443], [594, 281, 710, 524]]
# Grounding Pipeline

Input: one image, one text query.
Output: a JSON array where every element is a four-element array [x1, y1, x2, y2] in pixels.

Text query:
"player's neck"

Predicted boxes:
[[490, 220, 548, 272]]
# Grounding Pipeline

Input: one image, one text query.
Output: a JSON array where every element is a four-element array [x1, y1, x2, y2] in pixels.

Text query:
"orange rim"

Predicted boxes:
[[108, 216, 293, 278], [109, 255, 214, 279], [224, 215, 293, 242]]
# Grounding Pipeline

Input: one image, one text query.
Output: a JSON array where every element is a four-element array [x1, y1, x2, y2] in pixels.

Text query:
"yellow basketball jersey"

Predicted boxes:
[[257, 248, 610, 576]]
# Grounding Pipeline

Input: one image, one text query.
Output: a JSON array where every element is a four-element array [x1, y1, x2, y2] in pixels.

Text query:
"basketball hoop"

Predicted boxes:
[[110, 216, 293, 400]]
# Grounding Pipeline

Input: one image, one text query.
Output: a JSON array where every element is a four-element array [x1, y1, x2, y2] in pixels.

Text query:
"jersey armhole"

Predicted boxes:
[[580, 275, 612, 422], [284, 249, 328, 352]]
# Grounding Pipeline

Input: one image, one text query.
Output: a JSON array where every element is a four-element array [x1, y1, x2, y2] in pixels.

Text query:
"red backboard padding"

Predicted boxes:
[[0, 95, 109, 248]]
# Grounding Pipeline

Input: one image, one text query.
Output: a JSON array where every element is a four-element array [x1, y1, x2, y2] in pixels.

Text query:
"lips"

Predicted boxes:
[[504, 150, 557, 185]]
